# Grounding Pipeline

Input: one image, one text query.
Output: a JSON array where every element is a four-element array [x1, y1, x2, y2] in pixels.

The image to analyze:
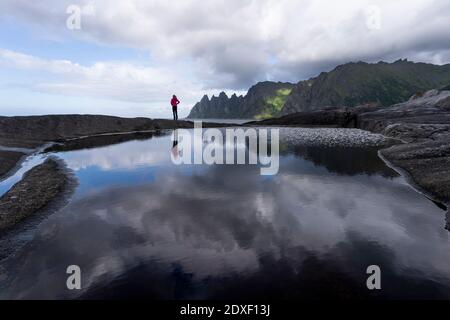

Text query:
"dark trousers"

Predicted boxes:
[[172, 107, 178, 120]]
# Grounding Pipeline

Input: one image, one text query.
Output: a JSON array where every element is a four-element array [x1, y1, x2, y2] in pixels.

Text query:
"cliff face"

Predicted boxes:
[[282, 60, 450, 115], [187, 81, 294, 119]]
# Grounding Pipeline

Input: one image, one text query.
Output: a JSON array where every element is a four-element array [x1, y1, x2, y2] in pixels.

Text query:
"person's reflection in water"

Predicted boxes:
[[171, 129, 180, 160]]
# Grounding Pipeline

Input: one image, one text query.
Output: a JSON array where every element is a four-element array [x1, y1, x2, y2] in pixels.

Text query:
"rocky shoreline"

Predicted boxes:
[[0, 94, 449, 233]]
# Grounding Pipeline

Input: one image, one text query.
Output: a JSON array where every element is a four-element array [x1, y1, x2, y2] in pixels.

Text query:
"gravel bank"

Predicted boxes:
[[279, 127, 391, 148]]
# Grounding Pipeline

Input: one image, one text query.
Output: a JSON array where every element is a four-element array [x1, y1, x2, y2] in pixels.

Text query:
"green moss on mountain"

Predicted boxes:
[[255, 88, 292, 120]]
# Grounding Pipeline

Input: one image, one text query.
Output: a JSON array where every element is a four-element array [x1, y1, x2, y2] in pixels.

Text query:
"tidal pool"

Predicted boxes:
[[0, 128, 448, 299]]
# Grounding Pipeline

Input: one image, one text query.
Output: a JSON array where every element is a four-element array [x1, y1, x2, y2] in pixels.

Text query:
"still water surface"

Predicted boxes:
[[0, 129, 449, 299]]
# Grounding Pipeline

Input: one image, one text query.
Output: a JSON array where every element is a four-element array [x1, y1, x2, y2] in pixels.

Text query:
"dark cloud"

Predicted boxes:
[[1, 0, 450, 95]]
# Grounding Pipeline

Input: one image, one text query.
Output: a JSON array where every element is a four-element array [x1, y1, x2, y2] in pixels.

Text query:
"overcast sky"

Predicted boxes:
[[0, 0, 449, 118]]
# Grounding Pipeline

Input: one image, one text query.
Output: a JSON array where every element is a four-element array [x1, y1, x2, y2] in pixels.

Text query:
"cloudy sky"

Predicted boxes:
[[0, 0, 449, 118]]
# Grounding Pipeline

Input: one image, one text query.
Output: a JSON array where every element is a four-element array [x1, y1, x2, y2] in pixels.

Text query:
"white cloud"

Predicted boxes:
[[2, 1, 450, 81], [0, 48, 238, 110]]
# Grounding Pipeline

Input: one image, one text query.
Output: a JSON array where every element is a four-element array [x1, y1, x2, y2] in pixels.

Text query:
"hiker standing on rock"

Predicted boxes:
[[171, 95, 180, 121]]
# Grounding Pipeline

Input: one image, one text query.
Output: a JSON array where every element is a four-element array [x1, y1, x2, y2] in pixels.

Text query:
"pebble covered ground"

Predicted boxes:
[[277, 127, 390, 147]]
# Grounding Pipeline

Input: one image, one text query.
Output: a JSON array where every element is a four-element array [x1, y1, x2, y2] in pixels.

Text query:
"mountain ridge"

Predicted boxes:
[[282, 59, 450, 114], [187, 81, 294, 119], [187, 59, 450, 119]]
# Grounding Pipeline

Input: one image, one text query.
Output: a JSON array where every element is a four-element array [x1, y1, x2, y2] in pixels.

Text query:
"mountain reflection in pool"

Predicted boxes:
[[0, 129, 449, 300]]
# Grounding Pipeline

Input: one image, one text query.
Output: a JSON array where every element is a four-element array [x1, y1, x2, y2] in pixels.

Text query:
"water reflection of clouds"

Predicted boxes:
[[58, 138, 172, 171], [57, 132, 252, 172], [1, 131, 449, 299], [1, 159, 449, 299]]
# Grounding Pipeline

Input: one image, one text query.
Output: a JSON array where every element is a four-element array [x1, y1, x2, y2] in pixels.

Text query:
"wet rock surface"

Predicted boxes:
[[380, 140, 450, 204], [0, 158, 73, 232], [370, 91, 450, 205]]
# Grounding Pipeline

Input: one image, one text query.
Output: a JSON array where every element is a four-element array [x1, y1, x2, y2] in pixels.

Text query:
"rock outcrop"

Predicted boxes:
[[363, 90, 450, 205], [358, 90, 450, 132], [0, 115, 234, 144], [0, 115, 187, 142]]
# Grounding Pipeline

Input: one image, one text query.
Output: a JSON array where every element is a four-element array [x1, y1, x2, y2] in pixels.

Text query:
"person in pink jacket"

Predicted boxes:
[[171, 95, 180, 120]]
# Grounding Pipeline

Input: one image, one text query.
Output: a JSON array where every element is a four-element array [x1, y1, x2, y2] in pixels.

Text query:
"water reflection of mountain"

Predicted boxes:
[[286, 145, 398, 178]]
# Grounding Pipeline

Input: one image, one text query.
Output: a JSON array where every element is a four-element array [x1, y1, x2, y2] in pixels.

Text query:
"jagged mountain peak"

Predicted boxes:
[[187, 81, 294, 119]]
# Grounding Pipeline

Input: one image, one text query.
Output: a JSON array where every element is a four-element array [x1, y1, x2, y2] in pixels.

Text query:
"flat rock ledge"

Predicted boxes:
[[380, 134, 450, 205], [0, 158, 73, 231]]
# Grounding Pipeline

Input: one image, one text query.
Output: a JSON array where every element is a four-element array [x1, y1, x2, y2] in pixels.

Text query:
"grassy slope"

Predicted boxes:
[[254, 88, 293, 120]]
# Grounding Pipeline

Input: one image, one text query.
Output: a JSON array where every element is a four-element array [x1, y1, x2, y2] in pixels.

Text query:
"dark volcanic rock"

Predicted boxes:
[[0, 158, 73, 231], [382, 123, 450, 143], [0, 115, 196, 142], [246, 103, 381, 127], [358, 90, 450, 133]]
